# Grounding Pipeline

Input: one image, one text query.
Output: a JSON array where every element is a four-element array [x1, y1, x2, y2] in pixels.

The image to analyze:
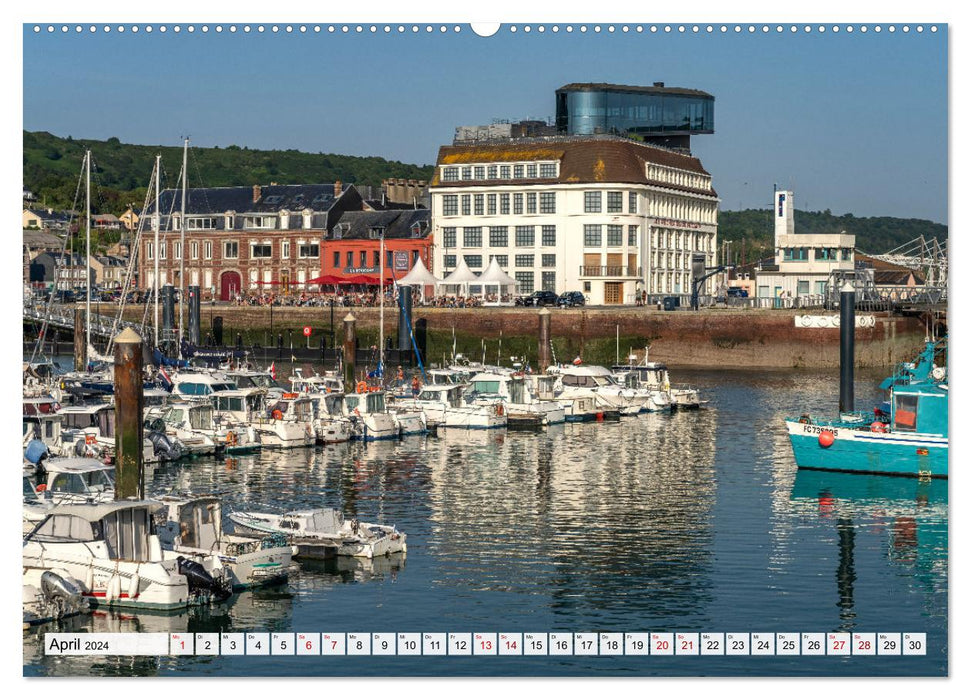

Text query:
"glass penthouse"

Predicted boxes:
[[555, 82, 714, 152]]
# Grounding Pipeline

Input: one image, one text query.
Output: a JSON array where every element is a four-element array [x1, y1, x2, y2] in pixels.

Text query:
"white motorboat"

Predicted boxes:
[[468, 372, 565, 428], [228, 507, 407, 559], [146, 401, 218, 457], [209, 387, 268, 450], [23, 500, 233, 610], [343, 390, 401, 441], [546, 365, 633, 418], [396, 384, 506, 430], [156, 495, 292, 589], [34, 457, 116, 506], [257, 393, 317, 448], [23, 396, 64, 456], [58, 402, 184, 463], [610, 369, 672, 413], [612, 351, 702, 410], [226, 368, 285, 401]]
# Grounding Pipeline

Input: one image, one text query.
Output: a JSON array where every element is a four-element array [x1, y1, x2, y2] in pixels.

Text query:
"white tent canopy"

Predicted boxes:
[[438, 258, 480, 295], [397, 257, 440, 286], [476, 258, 519, 304]]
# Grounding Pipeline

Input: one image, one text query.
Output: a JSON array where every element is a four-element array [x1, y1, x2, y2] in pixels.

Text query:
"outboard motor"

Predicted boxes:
[[148, 431, 185, 461], [176, 556, 232, 601], [40, 571, 86, 618]]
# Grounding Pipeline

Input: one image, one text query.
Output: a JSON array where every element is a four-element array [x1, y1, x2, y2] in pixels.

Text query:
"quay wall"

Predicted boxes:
[[108, 306, 928, 369]]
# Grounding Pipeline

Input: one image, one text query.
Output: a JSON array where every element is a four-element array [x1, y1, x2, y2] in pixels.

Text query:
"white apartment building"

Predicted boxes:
[[756, 189, 856, 300], [429, 136, 719, 305]]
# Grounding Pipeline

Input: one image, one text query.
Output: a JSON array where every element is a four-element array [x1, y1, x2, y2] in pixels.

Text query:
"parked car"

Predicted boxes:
[[726, 288, 749, 298], [557, 291, 586, 308], [515, 290, 560, 307]]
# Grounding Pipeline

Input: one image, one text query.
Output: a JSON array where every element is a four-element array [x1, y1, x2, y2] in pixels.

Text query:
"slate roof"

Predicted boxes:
[[330, 209, 431, 241], [431, 136, 715, 196], [23, 230, 64, 249], [145, 183, 352, 216]]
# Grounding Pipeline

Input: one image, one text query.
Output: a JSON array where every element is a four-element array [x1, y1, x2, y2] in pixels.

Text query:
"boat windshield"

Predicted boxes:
[[28, 513, 99, 543], [367, 393, 386, 413], [189, 406, 214, 430], [473, 381, 501, 395], [23, 475, 40, 503], [164, 408, 186, 426]]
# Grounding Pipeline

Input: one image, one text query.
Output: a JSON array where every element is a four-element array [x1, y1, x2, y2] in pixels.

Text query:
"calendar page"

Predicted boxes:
[[17, 1, 950, 690]]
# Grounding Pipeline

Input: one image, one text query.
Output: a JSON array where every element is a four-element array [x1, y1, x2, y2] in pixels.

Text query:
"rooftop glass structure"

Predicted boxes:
[[555, 83, 715, 137]]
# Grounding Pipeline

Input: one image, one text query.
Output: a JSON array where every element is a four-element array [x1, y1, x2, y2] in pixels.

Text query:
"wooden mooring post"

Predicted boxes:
[[113, 327, 144, 500], [538, 307, 551, 371], [343, 312, 357, 393]]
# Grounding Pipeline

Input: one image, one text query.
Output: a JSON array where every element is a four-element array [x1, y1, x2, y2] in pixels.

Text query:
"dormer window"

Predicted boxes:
[[369, 227, 385, 240]]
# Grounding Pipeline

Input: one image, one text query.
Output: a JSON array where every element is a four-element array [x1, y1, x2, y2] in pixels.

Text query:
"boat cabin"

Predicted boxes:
[[173, 373, 238, 397], [212, 388, 267, 420], [470, 373, 527, 404], [58, 404, 116, 439], [415, 385, 465, 408], [267, 394, 315, 421], [163, 403, 215, 432], [344, 391, 388, 415], [891, 384, 947, 436], [157, 496, 223, 551], [25, 500, 163, 563], [37, 458, 116, 502]]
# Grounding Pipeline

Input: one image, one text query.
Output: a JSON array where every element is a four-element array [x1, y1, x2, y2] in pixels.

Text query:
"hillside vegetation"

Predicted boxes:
[[23, 130, 435, 213], [24, 131, 945, 257]]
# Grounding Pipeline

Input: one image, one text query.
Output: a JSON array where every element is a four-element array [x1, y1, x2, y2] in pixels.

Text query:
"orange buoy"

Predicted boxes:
[[272, 409, 284, 420], [818, 430, 835, 448], [870, 421, 887, 433]]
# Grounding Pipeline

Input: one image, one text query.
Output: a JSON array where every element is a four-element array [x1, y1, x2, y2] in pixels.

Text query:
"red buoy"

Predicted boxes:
[[871, 421, 887, 433], [818, 430, 835, 448]]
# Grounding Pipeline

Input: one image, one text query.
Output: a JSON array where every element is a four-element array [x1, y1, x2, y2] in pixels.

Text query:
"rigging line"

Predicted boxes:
[[29, 155, 87, 365], [107, 163, 160, 353]]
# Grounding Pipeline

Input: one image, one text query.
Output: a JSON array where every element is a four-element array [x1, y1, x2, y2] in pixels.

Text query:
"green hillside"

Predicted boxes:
[[717, 208, 947, 263], [23, 130, 435, 213]]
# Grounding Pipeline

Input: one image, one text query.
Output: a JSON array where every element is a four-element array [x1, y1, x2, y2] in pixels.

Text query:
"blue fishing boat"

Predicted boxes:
[[784, 339, 948, 478]]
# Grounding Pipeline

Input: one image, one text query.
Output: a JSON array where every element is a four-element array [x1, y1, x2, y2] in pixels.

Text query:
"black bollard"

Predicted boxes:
[[839, 282, 855, 413], [113, 328, 144, 500], [213, 316, 224, 346], [398, 284, 413, 352]]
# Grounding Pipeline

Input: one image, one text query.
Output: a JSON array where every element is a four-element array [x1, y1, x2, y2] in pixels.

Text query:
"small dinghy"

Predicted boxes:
[[228, 507, 407, 559]]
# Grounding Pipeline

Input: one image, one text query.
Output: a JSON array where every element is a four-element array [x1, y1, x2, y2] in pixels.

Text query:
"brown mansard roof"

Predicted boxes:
[[431, 137, 715, 197]]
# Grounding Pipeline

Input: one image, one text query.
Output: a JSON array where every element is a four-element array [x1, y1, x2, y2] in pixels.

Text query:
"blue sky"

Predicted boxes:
[[22, 23, 947, 223]]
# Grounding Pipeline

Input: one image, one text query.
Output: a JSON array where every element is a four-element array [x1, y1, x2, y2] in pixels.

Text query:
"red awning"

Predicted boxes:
[[306, 275, 344, 285]]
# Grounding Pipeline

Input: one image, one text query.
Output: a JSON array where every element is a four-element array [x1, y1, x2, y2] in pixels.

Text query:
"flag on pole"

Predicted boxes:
[[269, 362, 276, 380]]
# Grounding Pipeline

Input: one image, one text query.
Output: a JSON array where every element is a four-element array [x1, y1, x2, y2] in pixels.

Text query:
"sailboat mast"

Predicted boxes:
[[178, 138, 188, 351], [85, 150, 91, 361], [153, 154, 161, 349], [379, 229, 385, 379]]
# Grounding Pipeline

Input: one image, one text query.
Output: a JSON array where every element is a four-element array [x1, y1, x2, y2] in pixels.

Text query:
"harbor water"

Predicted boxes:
[[22, 368, 948, 677]]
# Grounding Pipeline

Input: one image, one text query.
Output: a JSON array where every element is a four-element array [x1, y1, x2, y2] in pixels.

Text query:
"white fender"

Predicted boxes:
[[84, 566, 94, 592], [106, 575, 121, 602], [127, 573, 140, 599]]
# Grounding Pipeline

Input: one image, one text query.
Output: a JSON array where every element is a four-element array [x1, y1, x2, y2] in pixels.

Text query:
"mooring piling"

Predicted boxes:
[[73, 308, 86, 371], [538, 307, 552, 371], [839, 282, 856, 413], [113, 327, 144, 500], [343, 312, 357, 393]]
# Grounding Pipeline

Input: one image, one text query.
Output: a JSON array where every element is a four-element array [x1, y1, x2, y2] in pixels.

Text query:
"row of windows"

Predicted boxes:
[[441, 192, 557, 216], [330, 249, 423, 269], [440, 161, 559, 183], [156, 212, 322, 232], [583, 225, 639, 248], [651, 229, 716, 253], [647, 194, 717, 224], [144, 241, 319, 261], [782, 247, 853, 261], [583, 191, 639, 214], [441, 226, 558, 249], [646, 163, 712, 192], [442, 254, 556, 271]]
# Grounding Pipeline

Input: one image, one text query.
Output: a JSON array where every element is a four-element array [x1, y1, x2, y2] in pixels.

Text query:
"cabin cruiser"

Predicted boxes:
[[258, 393, 316, 448], [23, 500, 233, 610], [226, 368, 285, 401], [343, 390, 402, 441], [612, 352, 701, 410], [524, 374, 599, 422], [468, 372, 565, 428], [302, 391, 353, 444], [228, 507, 407, 559], [289, 371, 343, 396], [34, 457, 116, 506], [546, 365, 632, 418], [144, 401, 219, 457], [57, 402, 184, 463], [609, 369, 672, 412], [156, 495, 292, 589], [171, 371, 239, 399], [396, 383, 506, 430], [209, 388, 267, 450]]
